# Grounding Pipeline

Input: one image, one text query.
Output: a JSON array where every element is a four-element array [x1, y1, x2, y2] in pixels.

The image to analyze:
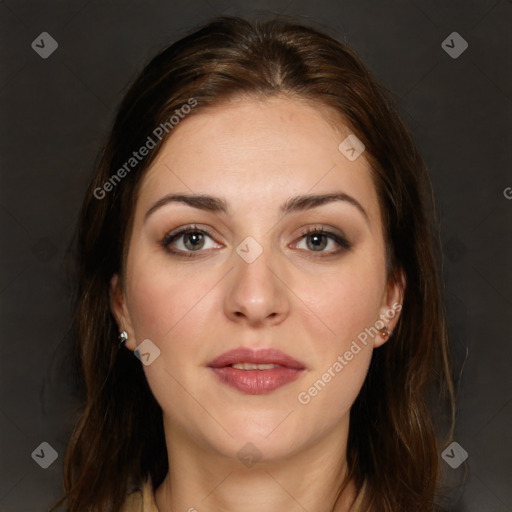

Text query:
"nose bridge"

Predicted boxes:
[[224, 234, 289, 323]]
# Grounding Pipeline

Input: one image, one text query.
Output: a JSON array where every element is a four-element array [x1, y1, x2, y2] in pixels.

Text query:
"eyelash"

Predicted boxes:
[[299, 226, 352, 254], [160, 224, 352, 258]]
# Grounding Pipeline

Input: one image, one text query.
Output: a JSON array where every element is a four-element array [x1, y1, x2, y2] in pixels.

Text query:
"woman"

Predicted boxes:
[[50, 15, 455, 512]]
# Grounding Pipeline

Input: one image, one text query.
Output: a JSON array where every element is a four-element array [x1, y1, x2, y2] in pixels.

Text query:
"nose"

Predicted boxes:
[[223, 242, 290, 327]]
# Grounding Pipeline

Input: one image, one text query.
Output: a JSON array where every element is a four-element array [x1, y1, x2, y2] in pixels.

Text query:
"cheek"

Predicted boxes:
[[293, 254, 385, 410], [126, 261, 217, 344], [297, 255, 387, 353], [125, 264, 215, 406], [296, 275, 377, 414]]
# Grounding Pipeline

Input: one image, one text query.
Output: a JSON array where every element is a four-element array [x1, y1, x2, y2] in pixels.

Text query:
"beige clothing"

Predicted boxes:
[[121, 478, 366, 512]]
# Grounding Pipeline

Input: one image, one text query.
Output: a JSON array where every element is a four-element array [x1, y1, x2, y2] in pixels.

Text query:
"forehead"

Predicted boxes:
[[137, 95, 380, 225]]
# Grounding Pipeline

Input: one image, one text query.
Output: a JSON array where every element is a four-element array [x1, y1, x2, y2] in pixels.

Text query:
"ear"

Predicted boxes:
[[110, 274, 136, 352], [374, 270, 406, 348]]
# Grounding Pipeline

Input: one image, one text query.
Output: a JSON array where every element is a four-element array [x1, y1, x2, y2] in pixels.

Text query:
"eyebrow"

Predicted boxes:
[[144, 192, 369, 223]]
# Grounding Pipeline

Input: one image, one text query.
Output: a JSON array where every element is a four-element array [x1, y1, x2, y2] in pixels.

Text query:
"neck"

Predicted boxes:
[[155, 420, 358, 512]]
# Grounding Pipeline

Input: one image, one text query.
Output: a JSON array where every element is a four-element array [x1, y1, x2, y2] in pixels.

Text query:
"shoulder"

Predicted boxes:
[[120, 478, 158, 512]]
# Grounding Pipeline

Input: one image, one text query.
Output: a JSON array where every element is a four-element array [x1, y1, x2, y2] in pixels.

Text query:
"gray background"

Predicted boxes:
[[1, 0, 511, 510]]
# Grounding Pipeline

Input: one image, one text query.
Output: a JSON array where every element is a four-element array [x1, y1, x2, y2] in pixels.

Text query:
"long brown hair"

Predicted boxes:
[[50, 15, 455, 512]]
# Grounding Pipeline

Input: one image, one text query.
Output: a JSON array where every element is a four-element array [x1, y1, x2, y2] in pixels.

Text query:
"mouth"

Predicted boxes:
[[207, 347, 306, 395]]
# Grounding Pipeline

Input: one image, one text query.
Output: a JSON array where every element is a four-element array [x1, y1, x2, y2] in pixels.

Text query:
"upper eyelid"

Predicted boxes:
[[164, 224, 341, 239], [162, 224, 349, 250], [167, 225, 207, 236], [163, 225, 216, 243]]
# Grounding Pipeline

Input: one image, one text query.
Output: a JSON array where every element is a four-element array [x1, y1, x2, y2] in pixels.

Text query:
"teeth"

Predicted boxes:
[[231, 363, 278, 370]]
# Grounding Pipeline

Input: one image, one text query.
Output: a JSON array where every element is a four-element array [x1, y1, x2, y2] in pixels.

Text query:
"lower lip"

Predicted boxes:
[[210, 367, 304, 394]]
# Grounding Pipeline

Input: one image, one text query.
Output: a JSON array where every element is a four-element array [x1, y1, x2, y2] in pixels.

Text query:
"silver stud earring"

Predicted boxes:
[[118, 330, 128, 348]]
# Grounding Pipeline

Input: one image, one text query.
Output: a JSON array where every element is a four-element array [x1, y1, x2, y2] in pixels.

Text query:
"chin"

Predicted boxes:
[[211, 413, 311, 457]]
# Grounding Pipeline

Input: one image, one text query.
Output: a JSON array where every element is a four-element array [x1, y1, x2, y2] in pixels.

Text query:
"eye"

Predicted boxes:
[[161, 224, 351, 258], [293, 226, 351, 255], [161, 225, 222, 256]]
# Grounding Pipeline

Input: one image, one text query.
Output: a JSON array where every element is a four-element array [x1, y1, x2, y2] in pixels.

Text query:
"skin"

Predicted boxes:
[[111, 95, 404, 512]]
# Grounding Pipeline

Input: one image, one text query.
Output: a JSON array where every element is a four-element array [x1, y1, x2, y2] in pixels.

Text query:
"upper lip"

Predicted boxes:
[[207, 347, 306, 369]]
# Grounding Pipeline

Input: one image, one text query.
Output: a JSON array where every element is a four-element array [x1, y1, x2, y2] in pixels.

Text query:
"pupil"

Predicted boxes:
[[308, 234, 326, 251], [185, 232, 204, 250]]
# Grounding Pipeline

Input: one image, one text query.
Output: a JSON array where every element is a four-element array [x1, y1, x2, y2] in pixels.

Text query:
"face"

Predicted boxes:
[[111, 95, 403, 464]]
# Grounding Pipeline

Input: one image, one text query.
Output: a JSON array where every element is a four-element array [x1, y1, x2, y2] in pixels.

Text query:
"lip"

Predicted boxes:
[[207, 347, 306, 395], [208, 347, 306, 369]]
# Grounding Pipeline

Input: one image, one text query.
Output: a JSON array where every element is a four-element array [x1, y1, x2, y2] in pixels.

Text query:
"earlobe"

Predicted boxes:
[[375, 271, 406, 347], [109, 274, 135, 351]]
